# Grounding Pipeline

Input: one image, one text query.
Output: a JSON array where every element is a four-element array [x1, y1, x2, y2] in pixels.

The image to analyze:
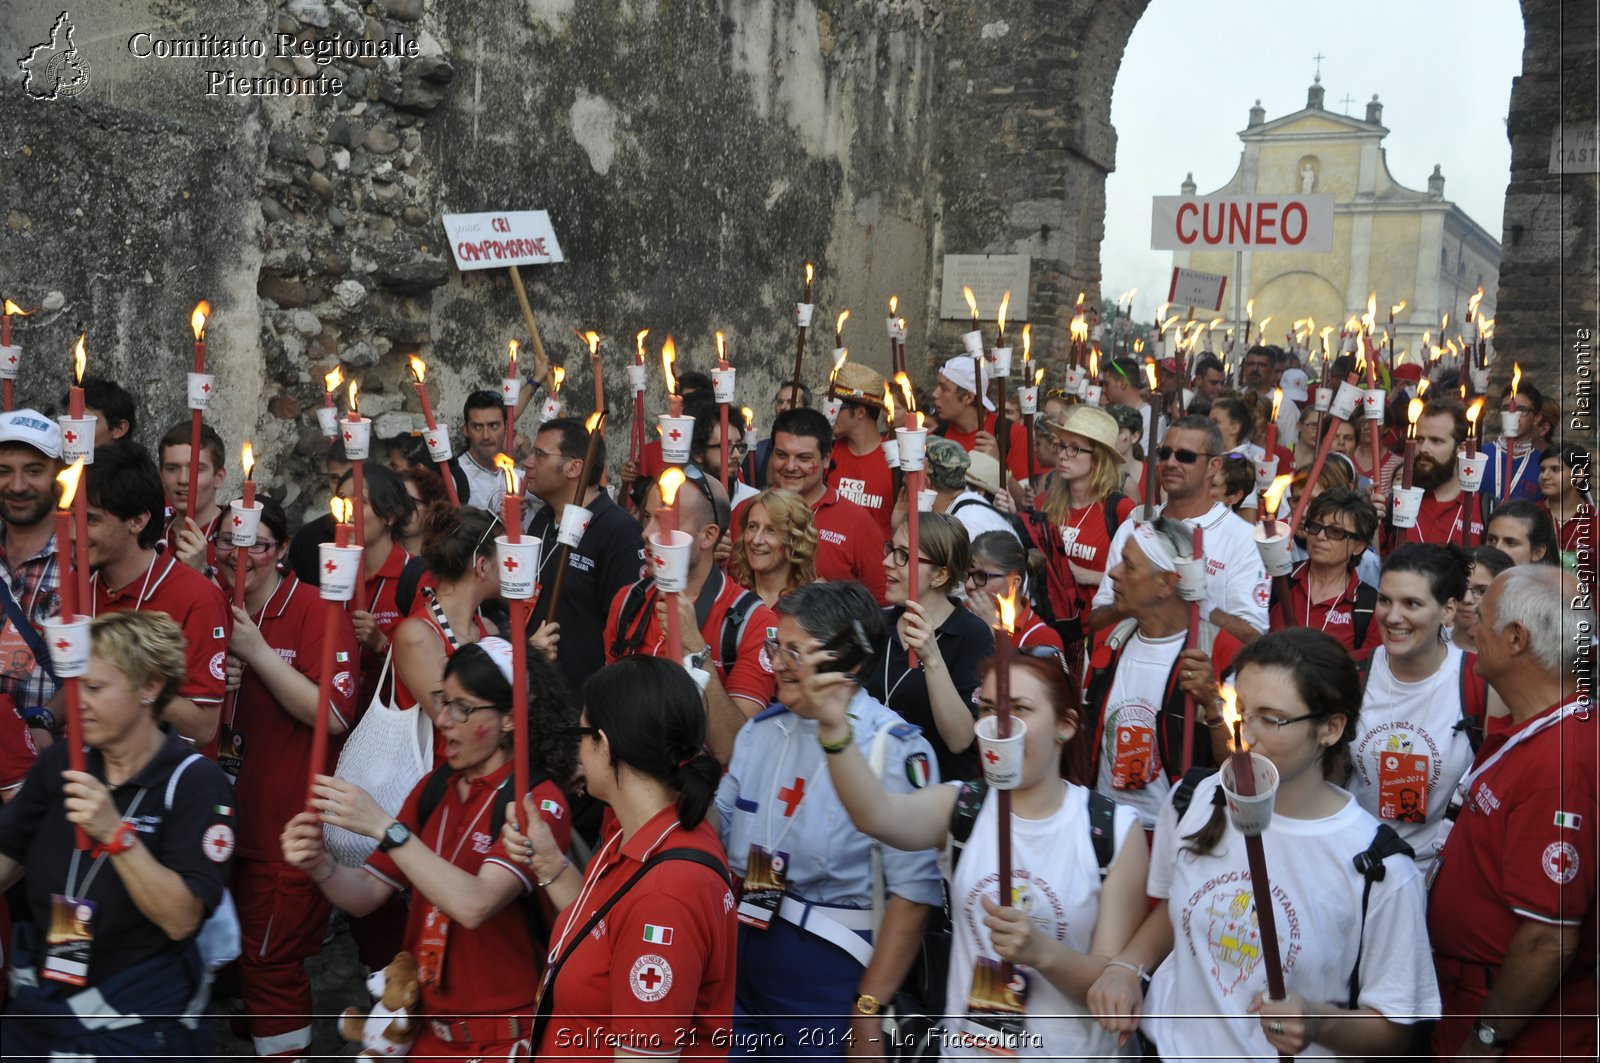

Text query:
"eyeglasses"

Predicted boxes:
[[1303, 520, 1359, 543], [213, 538, 279, 557], [562, 724, 601, 741], [883, 542, 936, 568], [429, 691, 508, 723], [682, 463, 728, 532], [1241, 710, 1319, 729], [965, 568, 1009, 588], [1156, 446, 1215, 465], [529, 448, 567, 462], [727, 441, 750, 457], [762, 637, 803, 668]]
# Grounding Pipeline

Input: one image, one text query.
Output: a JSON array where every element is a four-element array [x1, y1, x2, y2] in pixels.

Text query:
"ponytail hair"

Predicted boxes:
[[582, 657, 720, 829]]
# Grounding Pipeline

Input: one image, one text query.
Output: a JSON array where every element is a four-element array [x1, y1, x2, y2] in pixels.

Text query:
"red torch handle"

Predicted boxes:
[[305, 597, 341, 809]]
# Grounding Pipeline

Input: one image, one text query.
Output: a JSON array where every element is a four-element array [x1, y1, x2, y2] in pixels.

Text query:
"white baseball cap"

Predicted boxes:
[[938, 356, 995, 412], [0, 409, 63, 460], [1279, 369, 1310, 403]]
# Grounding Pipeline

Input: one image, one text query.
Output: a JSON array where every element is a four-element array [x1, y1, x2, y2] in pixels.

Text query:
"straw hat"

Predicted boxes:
[[829, 363, 888, 409], [1044, 404, 1119, 454]]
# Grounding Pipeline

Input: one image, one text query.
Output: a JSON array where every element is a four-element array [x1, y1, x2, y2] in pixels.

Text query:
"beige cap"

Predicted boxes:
[[1045, 404, 1119, 454], [965, 450, 1003, 495]]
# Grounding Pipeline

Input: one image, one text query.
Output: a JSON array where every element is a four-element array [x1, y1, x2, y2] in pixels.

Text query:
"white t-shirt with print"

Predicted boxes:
[[1096, 631, 1185, 828], [1143, 775, 1440, 1060], [940, 784, 1140, 1059], [1348, 645, 1478, 868], [1092, 502, 1271, 636]]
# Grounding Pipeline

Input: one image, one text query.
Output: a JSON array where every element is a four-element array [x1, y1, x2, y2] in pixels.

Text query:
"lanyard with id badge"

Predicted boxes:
[[415, 787, 498, 989], [736, 727, 806, 930], [44, 790, 148, 986]]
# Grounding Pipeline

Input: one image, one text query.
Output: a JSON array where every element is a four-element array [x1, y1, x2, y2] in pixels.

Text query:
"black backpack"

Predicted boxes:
[[608, 577, 762, 668], [394, 555, 429, 618], [948, 779, 1119, 878]]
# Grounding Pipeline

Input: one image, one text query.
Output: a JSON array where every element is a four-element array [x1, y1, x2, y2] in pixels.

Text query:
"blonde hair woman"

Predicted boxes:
[[729, 488, 819, 606]]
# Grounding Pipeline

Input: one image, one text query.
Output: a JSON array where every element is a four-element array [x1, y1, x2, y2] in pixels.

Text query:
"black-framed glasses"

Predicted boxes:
[[965, 568, 1009, 588], [883, 542, 936, 568], [1056, 443, 1089, 459], [1242, 710, 1319, 730], [1156, 446, 1215, 465], [213, 538, 279, 557], [727, 441, 750, 457], [1303, 520, 1358, 543], [562, 725, 601, 741], [429, 691, 509, 723]]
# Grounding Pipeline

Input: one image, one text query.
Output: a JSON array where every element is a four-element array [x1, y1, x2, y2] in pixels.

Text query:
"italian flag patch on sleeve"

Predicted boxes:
[[642, 924, 674, 945]]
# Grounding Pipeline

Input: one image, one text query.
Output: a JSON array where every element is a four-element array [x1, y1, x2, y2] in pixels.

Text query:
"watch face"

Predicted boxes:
[[116, 824, 136, 848], [383, 822, 409, 849]]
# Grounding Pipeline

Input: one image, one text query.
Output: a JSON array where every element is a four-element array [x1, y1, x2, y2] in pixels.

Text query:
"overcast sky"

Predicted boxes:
[[1103, 0, 1524, 321]]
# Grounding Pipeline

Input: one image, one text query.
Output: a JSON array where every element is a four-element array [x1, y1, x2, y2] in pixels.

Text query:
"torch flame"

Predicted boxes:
[[1035, 367, 1046, 387], [1070, 315, 1089, 343], [659, 467, 687, 507], [1263, 473, 1294, 520], [888, 295, 898, 316], [190, 301, 211, 340], [1467, 288, 1484, 320], [897, 317, 907, 338], [73, 333, 86, 384], [741, 405, 755, 427], [1391, 301, 1407, 318], [1270, 387, 1283, 420], [894, 372, 916, 412], [996, 583, 1019, 635], [1089, 349, 1099, 378], [494, 453, 518, 494], [884, 386, 896, 420], [962, 286, 979, 320], [997, 291, 1010, 335], [1160, 315, 1180, 334], [1022, 323, 1031, 359], [661, 336, 678, 394], [1407, 397, 1424, 428], [347, 380, 359, 414], [1417, 378, 1431, 397], [1211, 317, 1227, 332], [1320, 325, 1334, 344], [241, 442, 255, 479], [715, 330, 726, 362], [1256, 316, 1273, 337], [408, 355, 427, 383], [1510, 363, 1521, 397], [2, 300, 32, 317], [1246, 299, 1255, 319], [1219, 684, 1243, 750], [583, 330, 601, 357], [1344, 315, 1362, 332], [835, 309, 850, 336], [324, 366, 344, 394], [1366, 292, 1377, 320], [551, 366, 566, 394], [1479, 318, 1495, 340], [586, 411, 603, 432], [330, 497, 353, 525], [914, 411, 925, 430], [1440, 312, 1449, 333], [635, 329, 650, 358], [1077, 292, 1086, 310], [832, 346, 850, 375], [1143, 359, 1158, 391], [56, 460, 84, 511], [805, 262, 814, 286], [1466, 398, 1485, 428]]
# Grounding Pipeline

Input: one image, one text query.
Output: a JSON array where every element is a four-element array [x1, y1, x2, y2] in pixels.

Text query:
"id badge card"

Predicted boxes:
[[217, 724, 245, 781], [415, 904, 450, 989], [42, 894, 96, 986], [736, 845, 789, 930], [962, 956, 1030, 1056], [1376, 751, 1429, 823], [1110, 724, 1156, 791]]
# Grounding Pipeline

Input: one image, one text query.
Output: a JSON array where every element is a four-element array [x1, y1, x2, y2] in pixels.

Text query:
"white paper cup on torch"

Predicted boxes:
[[1253, 521, 1294, 577], [823, 398, 842, 426], [1064, 365, 1087, 393], [494, 535, 542, 600], [341, 417, 371, 460], [627, 364, 648, 393], [990, 347, 1013, 377], [318, 544, 363, 602], [1470, 366, 1490, 392], [1457, 450, 1488, 492], [1314, 386, 1333, 413], [1362, 389, 1387, 421], [502, 376, 523, 407], [1253, 454, 1279, 493], [1220, 752, 1280, 836], [556, 505, 593, 548], [974, 715, 1025, 790], [1084, 384, 1103, 407], [0, 345, 21, 380], [796, 303, 815, 328], [896, 428, 928, 472], [1329, 381, 1364, 421], [658, 415, 696, 465], [228, 500, 264, 547], [1175, 558, 1207, 602], [712, 368, 737, 404], [917, 488, 937, 512], [539, 395, 563, 422], [1017, 386, 1039, 416], [884, 318, 899, 339], [1390, 486, 1425, 529], [961, 329, 985, 357], [648, 530, 693, 593], [57, 417, 96, 465], [43, 615, 91, 678], [316, 405, 339, 439], [187, 372, 216, 411], [881, 439, 901, 469], [1500, 410, 1523, 437], [424, 426, 454, 463]]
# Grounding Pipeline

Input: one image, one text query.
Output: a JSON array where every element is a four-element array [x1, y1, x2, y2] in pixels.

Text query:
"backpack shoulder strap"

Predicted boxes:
[[1087, 789, 1118, 879], [608, 578, 657, 659], [1347, 824, 1415, 1009], [946, 779, 990, 874], [948, 497, 990, 516], [1351, 581, 1378, 649], [1171, 765, 1219, 820], [1104, 491, 1129, 540], [1456, 652, 1487, 753], [414, 763, 459, 830], [395, 555, 429, 618], [0, 575, 57, 684], [719, 590, 761, 670]]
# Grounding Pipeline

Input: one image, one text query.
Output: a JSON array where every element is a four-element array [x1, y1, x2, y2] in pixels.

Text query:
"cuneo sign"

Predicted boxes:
[[1151, 195, 1334, 253]]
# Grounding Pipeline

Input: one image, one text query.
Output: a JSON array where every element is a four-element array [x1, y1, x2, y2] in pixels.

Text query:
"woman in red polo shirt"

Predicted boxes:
[[338, 463, 420, 696], [504, 656, 736, 1059], [1275, 488, 1381, 652], [965, 530, 1065, 653], [217, 498, 361, 1059], [282, 639, 575, 1060]]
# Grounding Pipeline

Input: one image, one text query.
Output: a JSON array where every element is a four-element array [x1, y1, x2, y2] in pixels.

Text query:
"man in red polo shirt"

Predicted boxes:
[[1391, 401, 1483, 548], [158, 418, 227, 572], [731, 407, 888, 603], [827, 363, 896, 536], [1427, 566, 1596, 1059], [85, 443, 231, 751], [609, 471, 778, 761], [930, 356, 1031, 490]]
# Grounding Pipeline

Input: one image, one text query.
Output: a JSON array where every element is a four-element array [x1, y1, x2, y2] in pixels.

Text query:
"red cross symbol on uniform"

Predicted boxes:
[[777, 777, 806, 817], [63, 430, 78, 444], [208, 832, 229, 856], [638, 966, 663, 991], [503, 556, 519, 571], [984, 748, 1000, 766], [668, 428, 684, 442]]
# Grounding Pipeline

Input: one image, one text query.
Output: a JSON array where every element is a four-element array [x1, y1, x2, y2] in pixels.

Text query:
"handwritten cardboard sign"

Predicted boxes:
[[442, 211, 565, 271]]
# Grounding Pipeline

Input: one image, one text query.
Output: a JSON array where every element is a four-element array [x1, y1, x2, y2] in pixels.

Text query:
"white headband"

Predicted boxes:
[[473, 637, 516, 686], [1130, 522, 1178, 575]]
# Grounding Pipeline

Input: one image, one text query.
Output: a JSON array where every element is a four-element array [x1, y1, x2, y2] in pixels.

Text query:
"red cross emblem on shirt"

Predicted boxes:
[[63, 430, 77, 444], [209, 832, 229, 855], [503, 555, 519, 571], [638, 965, 663, 991], [668, 428, 683, 442], [777, 777, 806, 817], [984, 748, 1000, 765]]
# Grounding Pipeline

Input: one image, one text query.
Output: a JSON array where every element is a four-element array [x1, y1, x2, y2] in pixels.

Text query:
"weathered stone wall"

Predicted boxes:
[[1496, 0, 1598, 437]]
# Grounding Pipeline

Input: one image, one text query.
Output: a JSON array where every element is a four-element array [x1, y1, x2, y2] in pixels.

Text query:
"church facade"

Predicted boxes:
[[1173, 78, 1502, 366]]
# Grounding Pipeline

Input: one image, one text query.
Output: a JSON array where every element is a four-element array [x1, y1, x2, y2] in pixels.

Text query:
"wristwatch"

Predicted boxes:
[[1472, 1018, 1510, 1048], [685, 648, 711, 673], [854, 993, 881, 1016], [102, 821, 139, 856], [377, 821, 412, 853]]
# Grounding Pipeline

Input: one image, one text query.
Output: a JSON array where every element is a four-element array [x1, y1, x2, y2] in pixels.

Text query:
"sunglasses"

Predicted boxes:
[[1156, 446, 1215, 465], [562, 725, 601, 741], [682, 463, 728, 533], [1017, 644, 1073, 681], [1303, 519, 1359, 543]]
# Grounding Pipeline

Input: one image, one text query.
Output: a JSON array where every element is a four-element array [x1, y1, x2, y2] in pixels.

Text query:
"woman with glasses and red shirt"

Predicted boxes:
[[965, 530, 1065, 654], [215, 497, 362, 1059], [1274, 489, 1382, 653], [282, 640, 575, 1060]]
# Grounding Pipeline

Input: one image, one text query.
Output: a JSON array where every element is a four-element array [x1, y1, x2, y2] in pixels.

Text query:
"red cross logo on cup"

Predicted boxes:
[[54, 638, 71, 652], [202, 382, 211, 393], [232, 515, 244, 527], [503, 556, 519, 571], [324, 559, 338, 574], [63, 430, 77, 444], [984, 748, 1000, 765], [427, 437, 437, 447], [668, 428, 683, 441], [343, 431, 353, 442], [6, 354, 15, 365]]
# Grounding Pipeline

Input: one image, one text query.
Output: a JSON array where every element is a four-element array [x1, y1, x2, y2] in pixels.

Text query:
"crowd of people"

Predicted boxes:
[[0, 334, 1592, 1062]]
